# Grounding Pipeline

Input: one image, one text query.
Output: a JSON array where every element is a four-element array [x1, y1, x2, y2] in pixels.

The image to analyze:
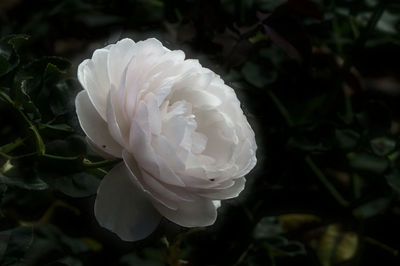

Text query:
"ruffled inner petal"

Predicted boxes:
[[129, 102, 185, 187]]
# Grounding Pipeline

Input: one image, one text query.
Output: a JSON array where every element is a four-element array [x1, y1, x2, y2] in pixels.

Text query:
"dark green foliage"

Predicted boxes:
[[1, 0, 400, 265]]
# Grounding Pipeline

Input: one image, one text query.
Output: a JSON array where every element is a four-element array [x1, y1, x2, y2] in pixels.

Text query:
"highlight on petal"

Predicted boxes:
[[94, 163, 161, 241]]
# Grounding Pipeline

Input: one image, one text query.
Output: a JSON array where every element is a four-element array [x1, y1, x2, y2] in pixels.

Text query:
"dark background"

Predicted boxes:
[[1, 0, 400, 265]]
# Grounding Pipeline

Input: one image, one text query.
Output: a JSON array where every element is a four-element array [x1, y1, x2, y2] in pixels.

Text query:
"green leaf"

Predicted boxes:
[[291, 95, 328, 125], [16, 57, 71, 102], [45, 172, 100, 198], [287, 136, 330, 152], [353, 197, 391, 219], [0, 173, 48, 190], [0, 34, 29, 77], [334, 232, 359, 264], [48, 81, 71, 116], [241, 61, 277, 88], [347, 153, 389, 174], [30, 124, 46, 155], [386, 170, 400, 193], [45, 137, 86, 157], [335, 129, 360, 150], [264, 237, 306, 257], [0, 231, 8, 262], [376, 11, 400, 34], [315, 225, 358, 266], [279, 214, 321, 232], [255, 0, 287, 12], [253, 217, 283, 239], [52, 257, 83, 266], [0, 138, 24, 154], [0, 226, 33, 263], [43, 57, 71, 74], [254, 216, 307, 257], [41, 123, 74, 132], [25, 224, 90, 263], [0, 55, 10, 77], [14, 79, 42, 121], [2, 34, 30, 49], [370, 137, 396, 156]]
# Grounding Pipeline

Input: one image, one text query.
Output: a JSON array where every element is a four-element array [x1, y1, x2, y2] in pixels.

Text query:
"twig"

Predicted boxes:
[[364, 236, 399, 257], [305, 156, 350, 207], [233, 243, 254, 266], [267, 90, 294, 127]]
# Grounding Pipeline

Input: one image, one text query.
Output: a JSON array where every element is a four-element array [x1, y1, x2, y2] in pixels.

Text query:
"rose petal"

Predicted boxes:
[[123, 150, 192, 210], [234, 139, 257, 178], [79, 49, 111, 120], [86, 137, 117, 160], [194, 177, 246, 199], [152, 196, 218, 227], [106, 76, 130, 146], [107, 38, 136, 88], [77, 59, 89, 88], [94, 163, 161, 241], [130, 102, 185, 187], [75, 90, 122, 158]]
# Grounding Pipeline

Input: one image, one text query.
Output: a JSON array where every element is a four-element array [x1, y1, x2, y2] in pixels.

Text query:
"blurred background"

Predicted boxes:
[[1, 0, 400, 265]]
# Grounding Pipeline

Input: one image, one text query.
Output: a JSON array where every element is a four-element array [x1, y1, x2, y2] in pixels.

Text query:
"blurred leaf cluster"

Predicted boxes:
[[1, 0, 400, 265]]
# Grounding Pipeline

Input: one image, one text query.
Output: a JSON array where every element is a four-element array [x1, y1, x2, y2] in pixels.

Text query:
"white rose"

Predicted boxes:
[[75, 38, 257, 241]]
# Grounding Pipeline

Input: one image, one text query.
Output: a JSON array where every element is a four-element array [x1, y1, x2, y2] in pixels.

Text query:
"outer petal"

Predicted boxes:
[[77, 59, 89, 88], [107, 38, 136, 88], [79, 49, 111, 120], [94, 163, 161, 241], [194, 177, 246, 200], [86, 137, 117, 160], [152, 196, 218, 227], [75, 90, 122, 158]]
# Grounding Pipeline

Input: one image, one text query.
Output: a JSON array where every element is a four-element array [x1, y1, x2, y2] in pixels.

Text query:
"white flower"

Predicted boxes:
[[75, 38, 257, 241]]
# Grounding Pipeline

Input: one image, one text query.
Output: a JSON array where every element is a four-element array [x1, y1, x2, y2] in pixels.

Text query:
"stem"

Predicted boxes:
[[233, 243, 254, 266], [82, 158, 121, 168], [349, 16, 360, 39], [305, 156, 350, 207], [19, 200, 80, 228], [42, 154, 79, 161], [0, 90, 45, 156], [342, 3, 386, 72], [352, 173, 361, 200], [364, 236, 399, 256], [0, 152, 12, 160], [329, 0, 346, 53], [266, 91, 348, 206], [0, 91, 14, 105], [0, 138, 25, 154], [17, 108, 45, 155], [267, 90, 294, 127], [165, 228, 203, 266], [343, 92, 354, 124]]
